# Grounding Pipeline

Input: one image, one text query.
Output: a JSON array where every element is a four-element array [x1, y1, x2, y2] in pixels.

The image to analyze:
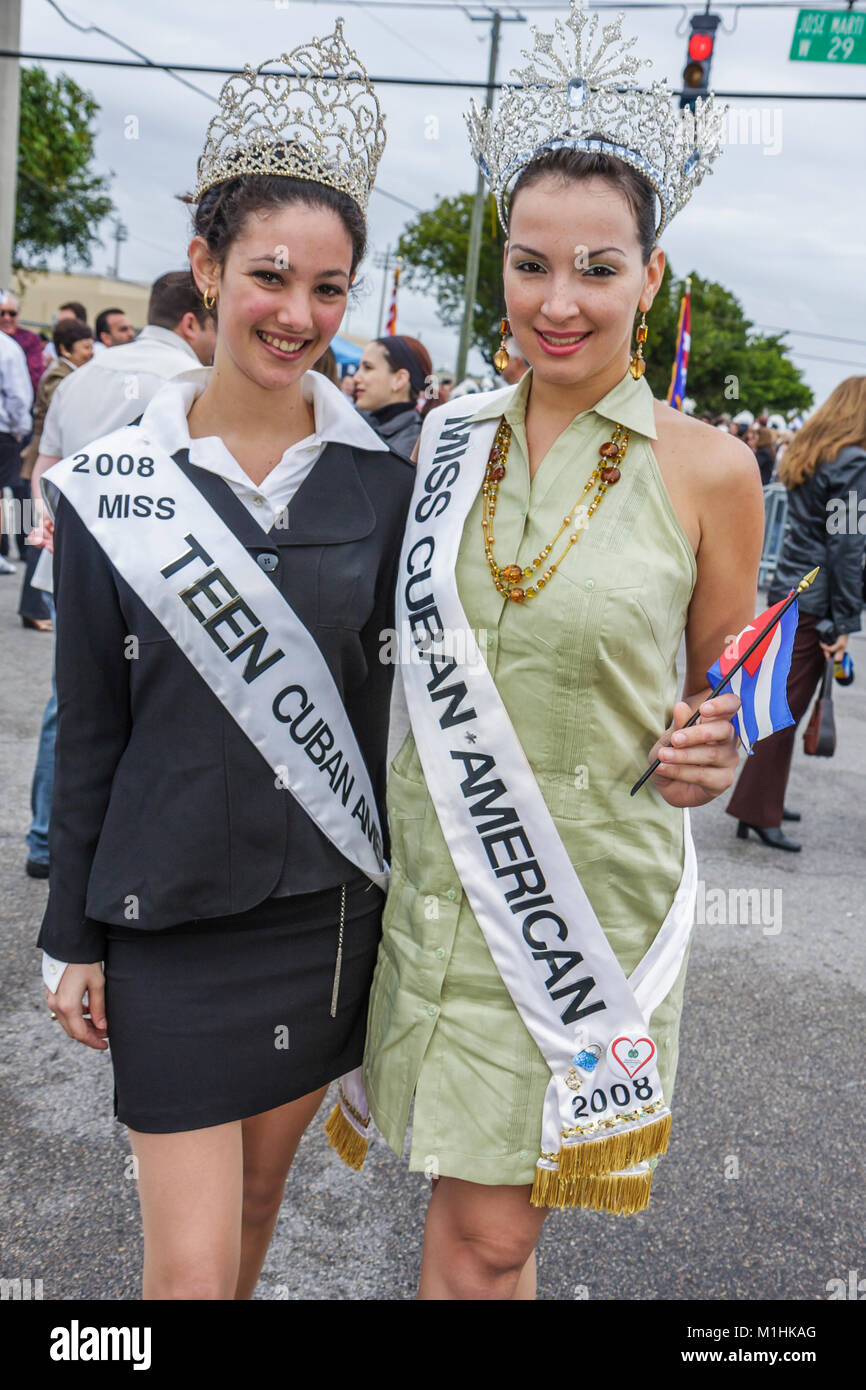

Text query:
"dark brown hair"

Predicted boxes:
[[508, 147, 657, 264], [94, 308, 127, 340], [753, 426, 776, 455], [58, 300, 88, 322], [312, 345, 340, 385], [375, 334, 432, 398], [187, 162, 367, 278], [147, 270, 213, 330], [52, 318, 93, 355]]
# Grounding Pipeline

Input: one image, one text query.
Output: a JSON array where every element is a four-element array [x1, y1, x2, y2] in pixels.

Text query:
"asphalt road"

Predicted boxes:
[[1, 557, 863, 1302]]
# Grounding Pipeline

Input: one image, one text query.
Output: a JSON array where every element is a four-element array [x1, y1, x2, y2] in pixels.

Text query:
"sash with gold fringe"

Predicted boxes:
[[340, 391, 697, 1213]]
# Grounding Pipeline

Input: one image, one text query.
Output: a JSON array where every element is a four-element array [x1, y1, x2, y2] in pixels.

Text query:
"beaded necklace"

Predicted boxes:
[[481, 418, 631, 602]]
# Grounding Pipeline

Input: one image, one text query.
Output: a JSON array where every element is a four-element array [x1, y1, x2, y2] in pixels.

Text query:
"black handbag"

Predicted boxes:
[[803, 658, 836, 757]]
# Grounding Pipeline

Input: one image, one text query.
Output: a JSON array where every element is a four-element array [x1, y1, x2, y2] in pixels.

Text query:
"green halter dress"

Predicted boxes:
[[363, 367, 698, 1187]]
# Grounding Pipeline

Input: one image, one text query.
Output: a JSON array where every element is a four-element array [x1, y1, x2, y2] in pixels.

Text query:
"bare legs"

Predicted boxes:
[[235, 1086, 329, 1299], [418, 1176, 547, 1300], [128, 1084, 328, 1300], [130, 1105, 546, 1300]]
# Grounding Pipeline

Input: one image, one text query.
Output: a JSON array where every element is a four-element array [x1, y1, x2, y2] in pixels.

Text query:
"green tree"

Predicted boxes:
[[397, 191, 506, 367], [15, 66, 114, 271], [731, 330, 814, 416], [644, 270, 813, 415]]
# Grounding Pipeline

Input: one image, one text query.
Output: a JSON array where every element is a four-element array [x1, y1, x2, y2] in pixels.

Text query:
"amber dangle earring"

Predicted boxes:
[[493, 317, 510, 373], [629, 311, 648, 378]]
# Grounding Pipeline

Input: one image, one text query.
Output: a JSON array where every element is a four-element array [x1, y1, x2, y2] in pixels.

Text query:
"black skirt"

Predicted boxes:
[[102, 877, 383, 1133]]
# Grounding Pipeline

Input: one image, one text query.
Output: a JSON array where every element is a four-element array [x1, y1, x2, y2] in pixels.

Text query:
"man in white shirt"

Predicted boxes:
[[37, 275, 216, 468], [25, 270, 216, 881], [91, 306, 135, 354], [0, 327, 34, 570]]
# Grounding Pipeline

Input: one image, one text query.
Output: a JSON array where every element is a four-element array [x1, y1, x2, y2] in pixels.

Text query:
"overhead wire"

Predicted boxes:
[[37, 0, 423, 213], [8, 47, 866, 98]]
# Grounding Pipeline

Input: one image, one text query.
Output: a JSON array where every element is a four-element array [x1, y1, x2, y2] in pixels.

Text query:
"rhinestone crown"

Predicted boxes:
[[466, 5, 726, 238], [193, 18, 386, 212]]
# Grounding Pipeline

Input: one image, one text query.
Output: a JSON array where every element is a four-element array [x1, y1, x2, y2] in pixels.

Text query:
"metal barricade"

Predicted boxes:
[[759, 482, 788, 588]]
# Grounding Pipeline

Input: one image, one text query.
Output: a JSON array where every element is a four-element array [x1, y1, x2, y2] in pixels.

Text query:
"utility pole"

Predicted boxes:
[[0, 0, 22, 290], [111, 220, 128, 279], [455, 7, 523, 383]]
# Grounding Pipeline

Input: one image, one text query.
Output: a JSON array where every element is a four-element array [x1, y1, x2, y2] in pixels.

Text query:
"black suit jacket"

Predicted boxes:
[[38, 439, 414, 961]]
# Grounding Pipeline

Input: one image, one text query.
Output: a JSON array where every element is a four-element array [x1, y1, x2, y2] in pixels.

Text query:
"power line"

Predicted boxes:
[[35, 1, 423, 215], [6, 50, 866, 99], [785, 350, 866, 367], [357, 1, 460, 78], [754, 324, 866, 349], [43, 0, 213, 102], [372, 186, 424, 212]]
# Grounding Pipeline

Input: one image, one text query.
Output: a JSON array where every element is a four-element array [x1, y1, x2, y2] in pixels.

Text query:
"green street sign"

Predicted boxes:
[[790, 8, 866, 63]]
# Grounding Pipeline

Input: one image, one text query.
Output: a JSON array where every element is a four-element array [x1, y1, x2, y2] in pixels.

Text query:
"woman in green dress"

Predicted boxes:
[[361, 9, 765, 1299]]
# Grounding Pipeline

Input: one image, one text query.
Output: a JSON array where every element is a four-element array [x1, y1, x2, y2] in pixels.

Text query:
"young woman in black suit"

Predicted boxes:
[[39, 23, 411, 1299]]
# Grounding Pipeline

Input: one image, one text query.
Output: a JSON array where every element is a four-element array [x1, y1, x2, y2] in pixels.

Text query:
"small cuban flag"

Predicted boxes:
[[706, 596, 799, 754]]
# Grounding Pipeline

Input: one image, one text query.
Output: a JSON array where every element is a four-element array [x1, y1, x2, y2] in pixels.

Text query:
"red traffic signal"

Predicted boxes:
[[688, 33, 715, 62], [679, 13, 721, 111]]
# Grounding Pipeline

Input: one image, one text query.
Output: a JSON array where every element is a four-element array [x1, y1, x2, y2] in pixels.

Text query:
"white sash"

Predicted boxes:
[[42, 425, 387, 892], [397, 395, 698, 1208]]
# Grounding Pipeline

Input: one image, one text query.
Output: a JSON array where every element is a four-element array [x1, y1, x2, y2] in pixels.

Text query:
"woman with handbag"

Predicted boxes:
[[727, 375, 866, 849]]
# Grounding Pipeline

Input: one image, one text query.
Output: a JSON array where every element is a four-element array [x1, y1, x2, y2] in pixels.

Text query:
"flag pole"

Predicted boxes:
[[630, 567, 820, 797], [666, 275, 691, 409]]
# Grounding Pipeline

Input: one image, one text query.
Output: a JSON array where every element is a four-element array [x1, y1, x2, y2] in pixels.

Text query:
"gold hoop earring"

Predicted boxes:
[[202, 287, 217, 311], [493, 317, 510, 373], [629, 311, 648, 379]]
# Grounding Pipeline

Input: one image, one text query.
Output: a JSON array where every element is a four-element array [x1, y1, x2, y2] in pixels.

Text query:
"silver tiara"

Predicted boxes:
[[193, 18, 386, 213], [466, 5, 726, 238]]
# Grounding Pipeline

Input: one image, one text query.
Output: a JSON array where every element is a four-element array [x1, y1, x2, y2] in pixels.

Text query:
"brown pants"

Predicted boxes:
[[725, 611, 828, 829]]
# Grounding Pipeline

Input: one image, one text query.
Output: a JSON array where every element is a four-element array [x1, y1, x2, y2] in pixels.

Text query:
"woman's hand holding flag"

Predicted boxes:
[[649, 689, 743, 808], [637, 573, 814, 805]]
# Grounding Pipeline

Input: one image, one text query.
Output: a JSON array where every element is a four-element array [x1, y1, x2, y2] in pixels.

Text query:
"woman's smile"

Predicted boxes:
[[255, 328, 314, 361], [534, 328, 593, 355]]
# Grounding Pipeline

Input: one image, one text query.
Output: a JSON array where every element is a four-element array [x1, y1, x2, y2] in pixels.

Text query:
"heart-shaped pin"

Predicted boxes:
[[610, 1035, 656, 1078]]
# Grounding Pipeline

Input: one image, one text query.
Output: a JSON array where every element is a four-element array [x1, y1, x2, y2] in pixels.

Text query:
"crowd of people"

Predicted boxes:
[[0, 282, 212, 610], [3, 282, 795, 606], [698, 407, 800, 485], [342, 351, 801, 494]]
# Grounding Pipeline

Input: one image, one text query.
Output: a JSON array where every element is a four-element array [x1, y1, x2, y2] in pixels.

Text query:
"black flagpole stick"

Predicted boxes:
[[630, 566, 821, 797]]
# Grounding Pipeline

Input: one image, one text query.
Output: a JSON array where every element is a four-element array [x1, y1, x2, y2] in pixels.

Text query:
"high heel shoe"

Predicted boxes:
[[736, 821, 801, 852], [21, 617, 52, 633], [782, 807, 801, 822]]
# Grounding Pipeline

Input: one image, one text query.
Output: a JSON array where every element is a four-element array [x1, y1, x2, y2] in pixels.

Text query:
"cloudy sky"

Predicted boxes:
[[19, 0, 866, 407]]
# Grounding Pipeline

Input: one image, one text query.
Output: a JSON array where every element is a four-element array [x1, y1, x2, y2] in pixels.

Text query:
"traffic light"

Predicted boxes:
[[679, 13, 721, 111]]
